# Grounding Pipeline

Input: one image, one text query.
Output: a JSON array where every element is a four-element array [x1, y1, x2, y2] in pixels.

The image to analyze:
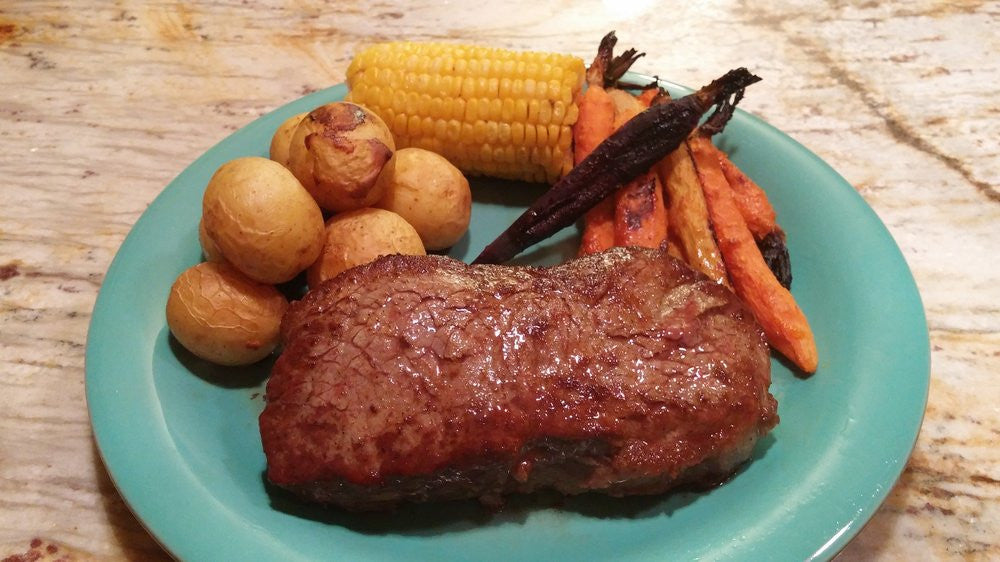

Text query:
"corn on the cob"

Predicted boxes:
[[346, 42, 586, 184]]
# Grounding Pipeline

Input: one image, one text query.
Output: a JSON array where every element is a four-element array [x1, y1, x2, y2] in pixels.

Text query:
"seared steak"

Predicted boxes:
[[259, 247, 777, 510]]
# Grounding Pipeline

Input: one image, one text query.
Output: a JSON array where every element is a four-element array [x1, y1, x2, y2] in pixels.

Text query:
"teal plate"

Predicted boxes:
[[86, 77, 929, 561]]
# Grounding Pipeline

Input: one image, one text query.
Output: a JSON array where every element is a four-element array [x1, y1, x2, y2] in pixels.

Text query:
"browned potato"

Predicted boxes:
[[202, 157, 325, 284], [269, 112, 307, 168], [287, 102, 395, 212], [307, 207, 425, 288], [166, 262, 289, 366], [375, 148, 471, 250]]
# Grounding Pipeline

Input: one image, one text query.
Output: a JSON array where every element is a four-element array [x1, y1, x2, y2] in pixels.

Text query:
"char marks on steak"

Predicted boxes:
[[259, 246, 777, 510]]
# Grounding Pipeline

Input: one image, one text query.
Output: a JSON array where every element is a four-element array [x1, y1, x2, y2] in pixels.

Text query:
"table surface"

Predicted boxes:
[[1, 1, 998, 560]]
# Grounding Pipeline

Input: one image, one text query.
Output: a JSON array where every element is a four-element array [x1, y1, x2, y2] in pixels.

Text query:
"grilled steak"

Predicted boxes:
[[259, 246, 777, 510]]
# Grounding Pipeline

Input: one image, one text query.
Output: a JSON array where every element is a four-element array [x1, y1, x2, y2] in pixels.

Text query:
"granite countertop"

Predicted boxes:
[[1, 1, 997, 560]]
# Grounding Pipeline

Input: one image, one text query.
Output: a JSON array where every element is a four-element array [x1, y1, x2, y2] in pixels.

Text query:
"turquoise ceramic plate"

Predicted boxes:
[[86, 77, 929, 561]]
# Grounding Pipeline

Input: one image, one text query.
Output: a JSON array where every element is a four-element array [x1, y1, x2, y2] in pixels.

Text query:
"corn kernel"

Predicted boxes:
[[393, 113, 408, 136], [536, 124, 548, 146], [488, 98, 502, 122], [514, 99, 528, 122], [527, 99, 540, 124], [511, 122, 525, 146], [558, 125, 573, 150], [446, 119, 461, 142], [564, 101, 579, 125], [537, 100, 552, 126], [524, 79, 536, 98], [499, 78, 512, 98], [523, 124, 536, 147], [498, 123, 511, 146], [473, 120, 487, 145], [544, 124, 557, 146], [501, 98, 514, 122]]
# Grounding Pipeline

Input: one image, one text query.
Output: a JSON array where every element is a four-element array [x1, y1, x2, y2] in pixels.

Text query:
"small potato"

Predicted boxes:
[[166, 262, 289, 366], [198, 217, 225, 263], [375, 148, 471, 250], [307, 207, 425, 288], [203, 157, 325, 284], [269, 112, 307, 168], [287, 102, 395, 212]]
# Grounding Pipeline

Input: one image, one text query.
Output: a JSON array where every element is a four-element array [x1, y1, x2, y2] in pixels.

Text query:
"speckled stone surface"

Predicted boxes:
[[1, 1, 997, 559]]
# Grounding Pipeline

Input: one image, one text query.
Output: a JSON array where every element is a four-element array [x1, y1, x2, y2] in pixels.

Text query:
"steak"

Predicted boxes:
[[259, 246, 777, 510]]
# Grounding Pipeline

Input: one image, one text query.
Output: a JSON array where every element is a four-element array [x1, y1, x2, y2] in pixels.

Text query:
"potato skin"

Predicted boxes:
[[166, 262, 289, 366], [203, 157, 325, 284], [307, 207, 425, 288], [287, 102, 395, 212], [269, 112, 307, 168], [198, 217, 225, 263], [375, 148, 471, 250]]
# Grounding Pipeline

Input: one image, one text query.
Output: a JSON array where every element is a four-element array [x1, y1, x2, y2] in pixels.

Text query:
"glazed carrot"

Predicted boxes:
[[656, 144, 728, 285], [688, 135, 817, 373], [573, 85, 615, 165], [636, 86, 661, 107], [710, 144, 779, 240], [665, 238, 684, 260], [573, 85, 616, 255], [607, 89, 668, 248], [578, 199, 616, 256], [571, 34, 622, 257], [614, 173, 668, 248], [609, 88, 645, 129], [575, 32, 669, 256]]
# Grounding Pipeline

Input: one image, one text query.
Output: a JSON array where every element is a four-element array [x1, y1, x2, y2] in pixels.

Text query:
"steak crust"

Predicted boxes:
[[259, 247, 777, 510]]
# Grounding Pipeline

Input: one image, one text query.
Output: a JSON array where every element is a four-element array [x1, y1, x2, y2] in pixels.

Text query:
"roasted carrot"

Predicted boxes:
[[614, 173, 668, 248], [656, 144, 728, 285], [577, 32, 668, 255], [573, 85, 616, 255], [710, 144, 779, 240], [608, 88, 645, 129], [573, 85, 615, 166], [578, 198, 615, 256], [665, 238, 684, 260], [636, 86, 661, 107], [606, 88, 668, 248], [688, 135, 817, 373], [571, 34, 622, 256]]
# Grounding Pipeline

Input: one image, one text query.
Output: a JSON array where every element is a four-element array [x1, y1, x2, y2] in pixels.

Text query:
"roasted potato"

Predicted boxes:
[[202, 157, 325, 284], [375, 148, 471, 250], [166, 262, 289, 366], [198, 217, 225, 263], [307, 207, 425, 288], [287, 102, 395, 212], [269, 112, 307, 168]]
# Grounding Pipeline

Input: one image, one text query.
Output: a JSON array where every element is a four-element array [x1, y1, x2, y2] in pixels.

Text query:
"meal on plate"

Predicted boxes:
[[164, 32, 818, 510]]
